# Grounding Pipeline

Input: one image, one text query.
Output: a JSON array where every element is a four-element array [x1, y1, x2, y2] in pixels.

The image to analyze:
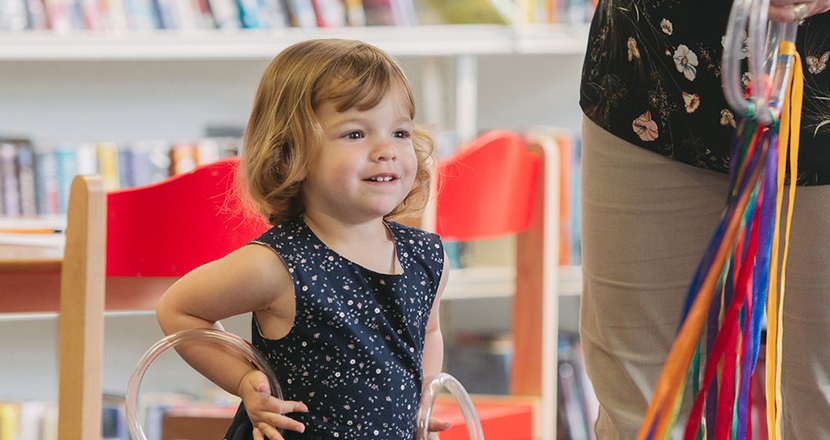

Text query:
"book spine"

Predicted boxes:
[[342, 0, 362, 25], [206, 0, 240, 28], [0, 0, 30, 30], [129, 140, 171, 186], [169, 142, 197, 175], [123, 0, 158, 29], [96, 142, 121, 190], [195, 138, 220, 165], [117, 148, 133, 189], [309, 0, 344, 27], [35, 150, 60, 215], [17, 141, 38, 217], [25, 0, 49, 29], [0, 142, 20, 216], [54, 147, 78, 214]]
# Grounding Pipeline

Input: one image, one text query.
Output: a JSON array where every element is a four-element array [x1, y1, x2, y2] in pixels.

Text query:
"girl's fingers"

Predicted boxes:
[[252, 426, 266, 440], [256, 413, 306, 436], [273, 400, 309, 415], [428, 417, 452, 432]]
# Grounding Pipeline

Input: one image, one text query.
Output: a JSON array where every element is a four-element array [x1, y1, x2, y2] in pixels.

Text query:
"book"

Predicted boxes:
[[388, 0, 415, 26], [557, 333, 593, 440], [54, 147, 78, 214], [359, 0, 393, 25], [101, 0, 130, 31], [16, 141, 38, 217], [282, 0, 316, 28], [205, 0, 240, 28], [310, 0, 344, 27], [0, 141, 21, 216], [80, 0, 106, 30], [122, 0, 158, 29], [43, 0, 73, 31], [102, 395, 129, 440], [0, 402, 21, 440], [96, 142, 121, 190], [342, 0, 362, 25], [414, 0, 509, 25], [128, 139, 171, 187], [35, 150, 60, 216], [169, 142, 198, 175], [0, 0, 30, 30], [24, 0, 49, 29]]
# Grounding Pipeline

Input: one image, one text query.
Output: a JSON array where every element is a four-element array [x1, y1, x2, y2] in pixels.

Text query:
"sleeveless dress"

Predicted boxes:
[[224, 215, 445, 440]]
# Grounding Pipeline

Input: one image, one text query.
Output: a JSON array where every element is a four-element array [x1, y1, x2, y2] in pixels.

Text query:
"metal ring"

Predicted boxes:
[[794, 3, 809, 25]]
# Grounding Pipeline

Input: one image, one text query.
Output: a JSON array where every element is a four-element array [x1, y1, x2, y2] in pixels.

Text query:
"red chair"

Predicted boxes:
[[58, 157, 269, 440]]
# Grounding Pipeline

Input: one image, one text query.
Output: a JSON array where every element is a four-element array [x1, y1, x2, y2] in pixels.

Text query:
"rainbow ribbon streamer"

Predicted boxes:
[[634, 41, 803, 440]]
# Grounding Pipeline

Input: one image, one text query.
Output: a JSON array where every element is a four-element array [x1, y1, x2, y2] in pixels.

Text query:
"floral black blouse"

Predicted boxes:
[[580, 0, 830, 185]]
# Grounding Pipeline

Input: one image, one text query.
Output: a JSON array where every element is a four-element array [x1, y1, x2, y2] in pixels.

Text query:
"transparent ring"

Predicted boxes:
[[125, 328, 283, 440], [127, 329, 485, 440], [415, 372, 485, 440], [723, 0, 798, 126]]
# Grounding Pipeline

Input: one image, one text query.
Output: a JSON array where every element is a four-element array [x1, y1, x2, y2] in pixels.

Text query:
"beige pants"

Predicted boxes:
[[579, 116, 830, 439]]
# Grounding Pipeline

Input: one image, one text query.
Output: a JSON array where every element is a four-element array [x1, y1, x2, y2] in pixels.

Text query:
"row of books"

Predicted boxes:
[[0, 393, 238, 440], [557, 331, 598, 440], [0, 0, 597, 33], [0, 136, 240, 217]]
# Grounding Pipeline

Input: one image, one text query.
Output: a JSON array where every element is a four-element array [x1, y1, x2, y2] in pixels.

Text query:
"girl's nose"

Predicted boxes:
[[372, 140, 397, 162]]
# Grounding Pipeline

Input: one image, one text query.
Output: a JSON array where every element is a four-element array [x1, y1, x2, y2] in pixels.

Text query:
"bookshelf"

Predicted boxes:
[[0, 24, 589, 60]]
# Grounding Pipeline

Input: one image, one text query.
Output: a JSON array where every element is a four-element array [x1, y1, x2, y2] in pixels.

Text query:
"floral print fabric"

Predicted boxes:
[[580, 0, 830, 185]]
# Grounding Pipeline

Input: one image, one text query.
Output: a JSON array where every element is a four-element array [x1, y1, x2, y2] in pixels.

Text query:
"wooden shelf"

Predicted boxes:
[[0, 24, 589, 61], [443, 265, 582, 300]]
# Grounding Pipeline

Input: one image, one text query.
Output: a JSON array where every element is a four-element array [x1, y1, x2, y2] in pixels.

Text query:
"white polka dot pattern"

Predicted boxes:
[[248, 216, 444, 439]]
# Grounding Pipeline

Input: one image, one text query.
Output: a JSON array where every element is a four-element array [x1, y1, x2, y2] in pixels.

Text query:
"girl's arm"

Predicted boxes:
[[422, 255, 452, 437], [422, 254, 449, 384], [155, 243, 307, 438]]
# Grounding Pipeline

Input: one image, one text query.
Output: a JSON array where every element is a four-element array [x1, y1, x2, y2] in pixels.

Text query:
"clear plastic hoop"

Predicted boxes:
[[127, 329, 485, 440], [722, 0, 798, 126], [124, 328, 283, 440], [415, 372, 485, 440]]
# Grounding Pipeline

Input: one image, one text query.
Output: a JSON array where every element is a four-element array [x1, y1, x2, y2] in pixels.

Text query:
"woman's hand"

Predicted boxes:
[[238, 370, 308, 440], [769, 0, 830, 23]]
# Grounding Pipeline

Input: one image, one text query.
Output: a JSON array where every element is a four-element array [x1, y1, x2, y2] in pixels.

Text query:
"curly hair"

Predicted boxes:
[[239, 39, 435, 226]]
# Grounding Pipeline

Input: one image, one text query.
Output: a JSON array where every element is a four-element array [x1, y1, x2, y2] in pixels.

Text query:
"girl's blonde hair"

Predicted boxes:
[[240, 38, 435, 226]]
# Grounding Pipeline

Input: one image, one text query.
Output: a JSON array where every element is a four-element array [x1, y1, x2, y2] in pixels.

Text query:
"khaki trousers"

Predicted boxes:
[[579, 116, 830, 439]]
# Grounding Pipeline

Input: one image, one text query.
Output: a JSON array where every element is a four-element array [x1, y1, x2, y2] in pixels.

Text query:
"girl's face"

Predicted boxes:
[[302, 85, 418, 224]]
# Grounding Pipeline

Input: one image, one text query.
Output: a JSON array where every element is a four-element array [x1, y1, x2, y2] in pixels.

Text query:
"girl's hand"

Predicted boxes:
[[426, 417, 452, 440], [238, 370, 308, 440], [768, 0, 830, 23]]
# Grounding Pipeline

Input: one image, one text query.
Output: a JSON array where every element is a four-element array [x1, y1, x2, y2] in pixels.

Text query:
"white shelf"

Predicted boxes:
[[443, 264, 582, 300], [0, 24, 589, 61]]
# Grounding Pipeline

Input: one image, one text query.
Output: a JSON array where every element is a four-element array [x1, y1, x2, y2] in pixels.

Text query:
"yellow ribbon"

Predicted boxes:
[[765, 40, 801, 440]]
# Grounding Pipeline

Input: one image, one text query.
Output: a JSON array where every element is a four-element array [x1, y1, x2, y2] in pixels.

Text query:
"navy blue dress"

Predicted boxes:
[[224, 216, 445, 440]]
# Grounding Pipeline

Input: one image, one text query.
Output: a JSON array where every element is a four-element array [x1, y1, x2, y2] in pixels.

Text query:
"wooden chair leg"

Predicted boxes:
[[58, 175, 106, 440]]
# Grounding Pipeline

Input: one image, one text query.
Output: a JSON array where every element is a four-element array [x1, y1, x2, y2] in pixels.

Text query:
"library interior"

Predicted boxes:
[[0, 1, 597, 440]]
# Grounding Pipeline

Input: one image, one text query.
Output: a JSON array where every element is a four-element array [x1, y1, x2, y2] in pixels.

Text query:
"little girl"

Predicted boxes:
[[155, 39, 450, 440]]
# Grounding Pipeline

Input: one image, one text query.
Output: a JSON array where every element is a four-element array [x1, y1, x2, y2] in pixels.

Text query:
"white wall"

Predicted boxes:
[[0, 53, 584, 145]]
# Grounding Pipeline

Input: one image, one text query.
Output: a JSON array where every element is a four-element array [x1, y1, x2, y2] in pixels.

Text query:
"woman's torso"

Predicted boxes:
[[580, 0, 830, 185]]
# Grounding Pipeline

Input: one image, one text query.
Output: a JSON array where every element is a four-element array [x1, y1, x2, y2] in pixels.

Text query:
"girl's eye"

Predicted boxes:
[[393, 130, 411, 139], [344, 131, 363, 140]]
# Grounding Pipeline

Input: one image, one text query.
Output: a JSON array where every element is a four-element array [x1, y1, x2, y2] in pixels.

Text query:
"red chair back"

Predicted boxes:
[[106, 157, 270, 277], [435, 130, 541, 241]]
